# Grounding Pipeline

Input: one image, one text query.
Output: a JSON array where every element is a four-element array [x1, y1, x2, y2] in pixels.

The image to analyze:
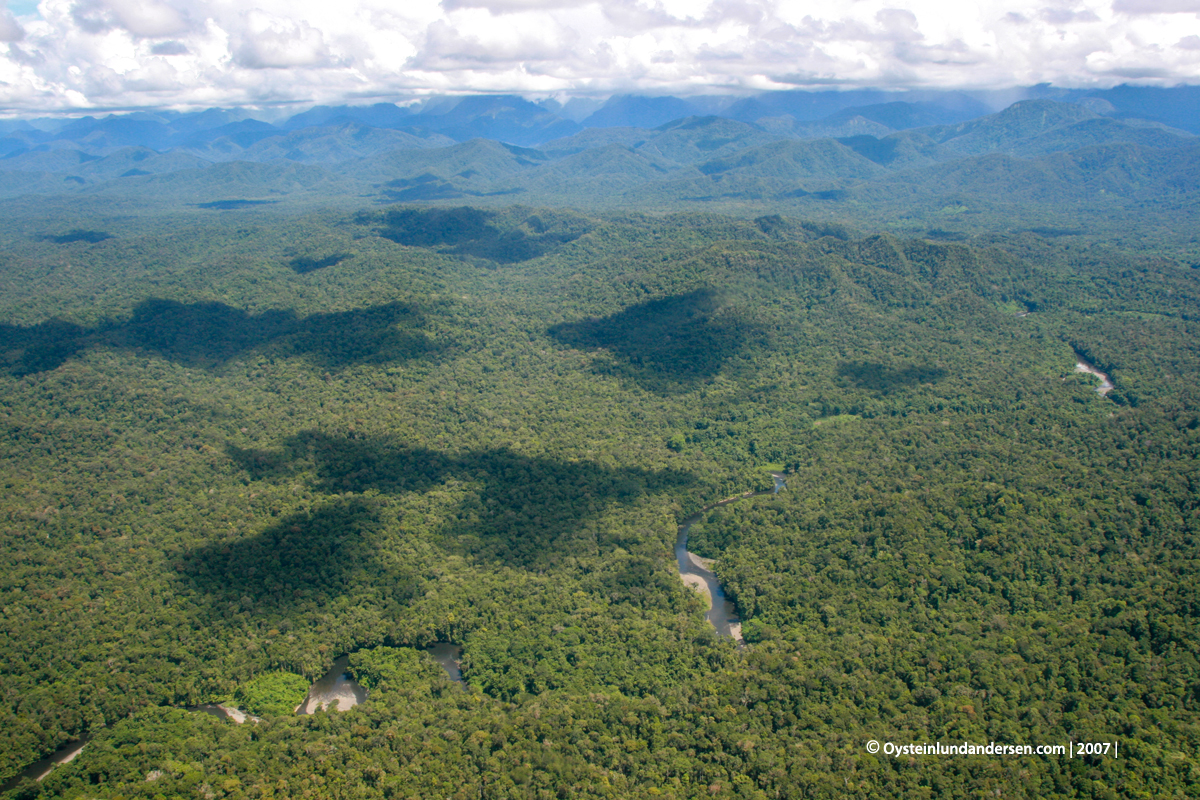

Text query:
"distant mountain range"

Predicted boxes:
[[1, 85, 1198, 240]]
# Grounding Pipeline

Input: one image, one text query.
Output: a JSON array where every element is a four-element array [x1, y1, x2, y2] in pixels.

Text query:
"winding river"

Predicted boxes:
[[1074, 353, 1114, 396], [675, 473, 786, 643], [12, 478, 786, 783], [298, 642, 464, 714], [10, 464, 774, 787]]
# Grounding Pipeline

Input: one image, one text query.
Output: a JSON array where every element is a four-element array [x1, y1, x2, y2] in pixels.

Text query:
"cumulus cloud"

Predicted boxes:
[[409, 17, 578, 70], [441, 0, 594, 11], [232, 11, 336, 69], [70, 0, 191, 36], [109, 0, 192, 37], [0, 0, 1196, 113], [875, 8, 923, 41], [1040, 8, 1101, 24], [1112, 0, 1200, 13], [151, 39, 189, 55], [0, 7, 23, 42]]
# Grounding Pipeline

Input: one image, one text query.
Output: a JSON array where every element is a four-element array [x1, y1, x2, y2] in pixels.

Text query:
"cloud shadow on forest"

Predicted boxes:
[[176, 497, 421, 615], [0, 298, 448, 376], [0, 318, 92, 376], [40, 229, 113, 244], [376, 206, 591, 264], [287, 252, 353, 274], [196, 199, 280, 210], [177, 432, 696, 609], [547, 288, 765, 394], [836, 360, 947, 393]]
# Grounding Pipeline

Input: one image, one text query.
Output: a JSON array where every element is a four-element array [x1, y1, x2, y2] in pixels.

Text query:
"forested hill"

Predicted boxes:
[[1, 93, 1198, 255], [1, 204, 1198, 798]]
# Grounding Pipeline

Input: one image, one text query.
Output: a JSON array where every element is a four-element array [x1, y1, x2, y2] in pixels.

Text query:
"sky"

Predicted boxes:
[[0, 0, 1198, 115]]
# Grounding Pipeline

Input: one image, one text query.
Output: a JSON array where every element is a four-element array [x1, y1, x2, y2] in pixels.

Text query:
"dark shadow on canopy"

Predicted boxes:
[[0, 298, 449, 375], [176, 497, 420, 615], [196, 199, 279, 210], [836, 360, 947, 393], [376, 206, 591, 264], [0, 319, 91, 377], [287, 252, 352, 274], [215, 432, 696, 579], [178, 435, 694, 616], [547, 288, 765, 394], [40, 229, 113, 244]]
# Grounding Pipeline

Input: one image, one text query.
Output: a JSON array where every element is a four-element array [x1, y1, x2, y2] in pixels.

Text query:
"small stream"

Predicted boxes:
[[675, 473, 786, 643]]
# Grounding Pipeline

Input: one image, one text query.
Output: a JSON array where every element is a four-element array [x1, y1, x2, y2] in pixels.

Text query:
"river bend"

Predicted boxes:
[[675, 474, 786, 643]]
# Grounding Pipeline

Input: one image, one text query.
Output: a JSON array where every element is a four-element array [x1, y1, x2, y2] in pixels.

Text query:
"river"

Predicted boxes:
[[426, 642, 464, 684], [1074, 352, 1114, 396], [675, 473, 786, 643], [11, 491, 748, 788], [297, 654, 369, 714], [298, 642, 464, 713], [189, 703, 260, 723], [0, 736, 89, 794]]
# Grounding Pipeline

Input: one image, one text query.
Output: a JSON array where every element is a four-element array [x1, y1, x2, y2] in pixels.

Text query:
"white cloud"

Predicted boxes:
[[150, 39, 188, 55], [232, 11, 335, 69], [441, 0, 594, 11], [68, 0, 192, 36], [109, 0, 191, 37], [1040, 7, 1102, 24], [1112, 0, 1200, 13], [0, 0, 1196, 113], [0, 9, 23, 42]]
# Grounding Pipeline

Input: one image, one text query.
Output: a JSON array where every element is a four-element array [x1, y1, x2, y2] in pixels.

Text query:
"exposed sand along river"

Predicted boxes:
[[1074, 353, 1114, 396], [675, 474, 786, 644], [297, 642, 464, 714], [0, 736, 89, 793]]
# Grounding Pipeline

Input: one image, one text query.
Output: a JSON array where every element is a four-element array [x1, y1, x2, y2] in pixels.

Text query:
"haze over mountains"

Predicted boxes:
[[3, 85, 1200, 243]]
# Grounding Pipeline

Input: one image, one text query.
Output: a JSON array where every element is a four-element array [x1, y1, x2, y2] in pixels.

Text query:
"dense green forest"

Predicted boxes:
[[0, 198, 1198, 798]]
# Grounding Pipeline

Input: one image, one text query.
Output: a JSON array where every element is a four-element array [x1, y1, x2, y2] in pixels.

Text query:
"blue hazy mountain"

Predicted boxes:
[[1054, 84, 1200, 134], [580, 95, 705, 128], [0, 87, 1195, 228]]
